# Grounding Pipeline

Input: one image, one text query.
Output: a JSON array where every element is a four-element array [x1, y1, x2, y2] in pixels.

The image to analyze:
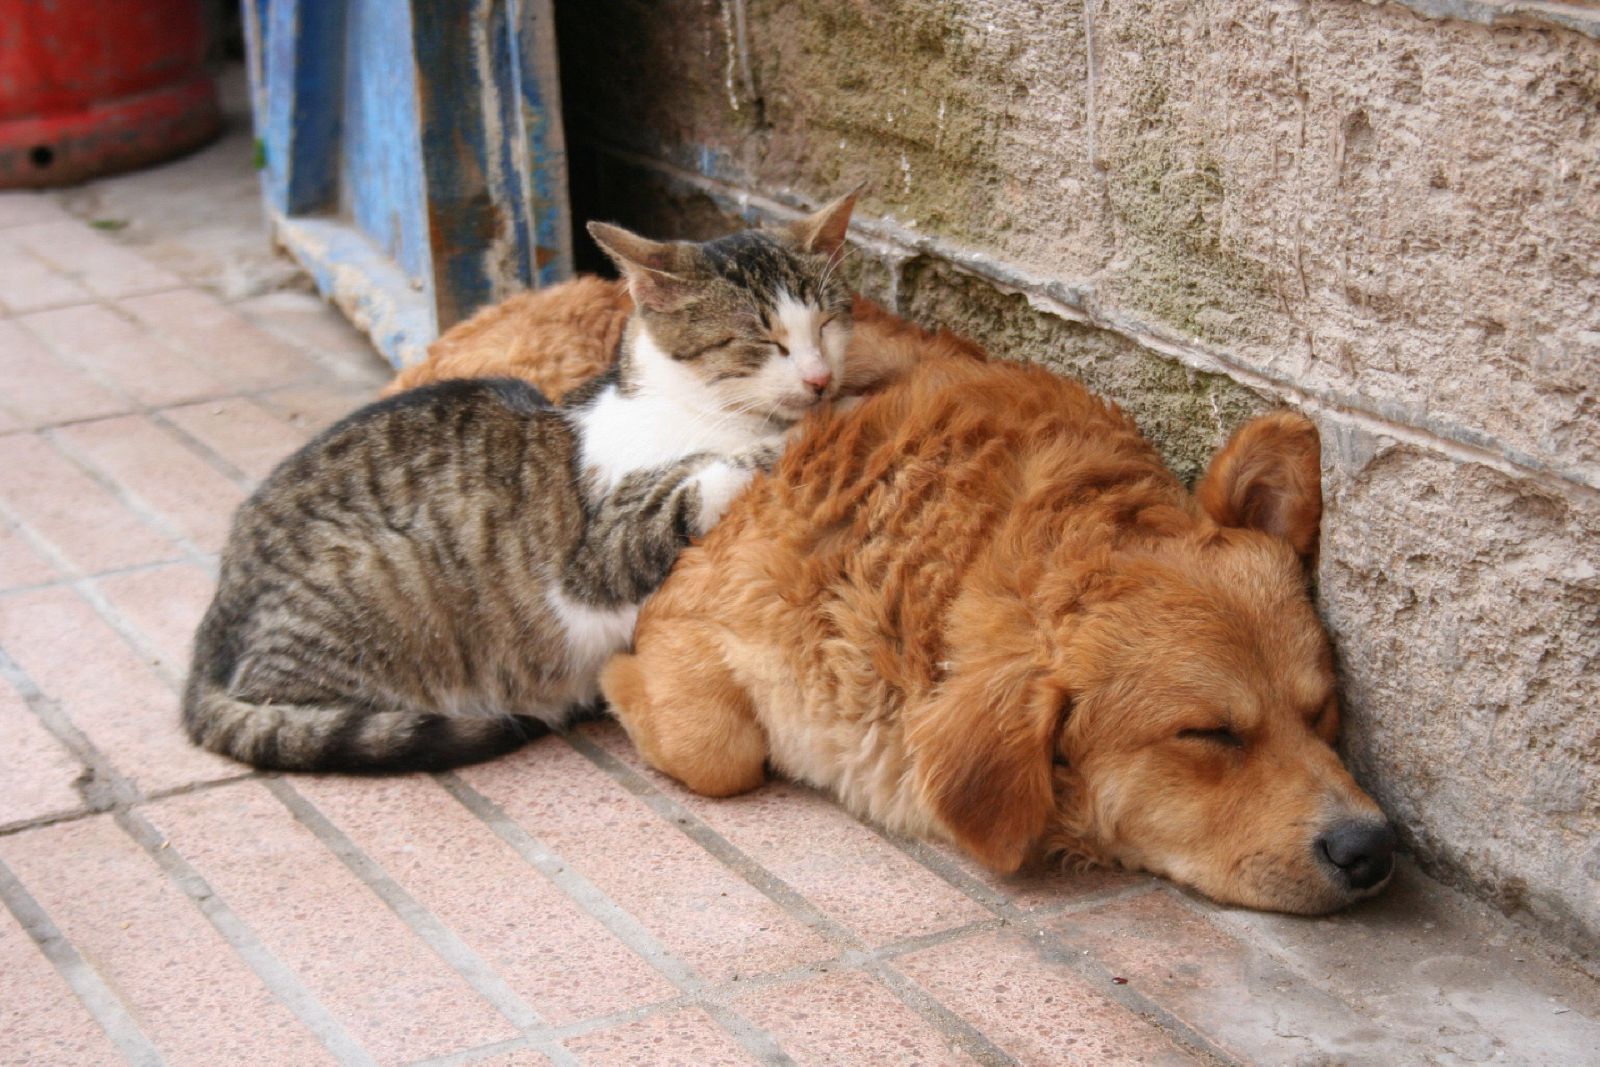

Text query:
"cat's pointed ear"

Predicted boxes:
[[587, 221, 700, 313], [788, 184, 862, 258]]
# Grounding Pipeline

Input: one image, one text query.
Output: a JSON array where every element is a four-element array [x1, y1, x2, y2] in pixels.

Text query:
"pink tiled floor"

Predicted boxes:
[[1, 126, 1598, 1067]]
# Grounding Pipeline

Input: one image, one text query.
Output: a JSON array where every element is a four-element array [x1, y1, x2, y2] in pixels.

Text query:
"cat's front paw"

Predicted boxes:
[[734, 440, 785, 472], [691, 460, 756, 535]]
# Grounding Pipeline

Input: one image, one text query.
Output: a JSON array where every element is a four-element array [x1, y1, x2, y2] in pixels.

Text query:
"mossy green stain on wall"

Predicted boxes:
[[579, 154, 1269, 482], [1094, 4, 1278, 348], [897, 256, 1269, 483], [748, 0, 1012, 238]]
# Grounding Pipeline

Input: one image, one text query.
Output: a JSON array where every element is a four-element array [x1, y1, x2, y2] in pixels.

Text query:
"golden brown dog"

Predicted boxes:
[[385, 276, 980, 401], [602, 354, 1395, 914]]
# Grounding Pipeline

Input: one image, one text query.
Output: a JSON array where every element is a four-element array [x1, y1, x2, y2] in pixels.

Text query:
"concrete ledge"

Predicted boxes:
[[1385, 0, 1600, 38]]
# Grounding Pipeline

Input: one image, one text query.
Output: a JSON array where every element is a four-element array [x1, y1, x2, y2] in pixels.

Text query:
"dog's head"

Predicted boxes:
[[908, 412, 1394, 914]]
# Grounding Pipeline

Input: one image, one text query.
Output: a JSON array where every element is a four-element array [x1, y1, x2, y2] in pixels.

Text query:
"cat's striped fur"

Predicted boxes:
[[183, 194, 858, 771]]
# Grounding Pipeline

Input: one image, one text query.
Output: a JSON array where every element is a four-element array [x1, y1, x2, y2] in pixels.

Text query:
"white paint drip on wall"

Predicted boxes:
[[717, 0, 741, 112]]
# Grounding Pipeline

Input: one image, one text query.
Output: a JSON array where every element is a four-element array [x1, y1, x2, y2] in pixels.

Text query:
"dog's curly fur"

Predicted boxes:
[[603, 355, 1391, 914]]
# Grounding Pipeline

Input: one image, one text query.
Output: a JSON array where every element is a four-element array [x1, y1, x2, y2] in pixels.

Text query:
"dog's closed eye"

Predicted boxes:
[[1178, 727, 1245, 749]]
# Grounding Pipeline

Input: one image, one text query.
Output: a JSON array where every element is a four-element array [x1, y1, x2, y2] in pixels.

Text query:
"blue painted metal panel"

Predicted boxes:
[[260, 0, 343, 214], [511, 0, 572, 289], [411, 0, 506, 329], [341, 0, 430, 286], [244, 0, 572, 367]]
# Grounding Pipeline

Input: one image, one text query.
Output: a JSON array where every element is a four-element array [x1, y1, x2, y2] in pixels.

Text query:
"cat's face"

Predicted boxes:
[[589, 191, 860, 424], [638, 232, 853, 421]]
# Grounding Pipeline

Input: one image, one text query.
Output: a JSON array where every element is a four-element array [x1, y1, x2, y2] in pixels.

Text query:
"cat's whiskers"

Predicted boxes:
[[689, 394, 784, 444]]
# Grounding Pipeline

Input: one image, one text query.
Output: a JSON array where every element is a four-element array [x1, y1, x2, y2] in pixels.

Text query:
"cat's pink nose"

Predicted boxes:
[[803, 370, 832, 395]]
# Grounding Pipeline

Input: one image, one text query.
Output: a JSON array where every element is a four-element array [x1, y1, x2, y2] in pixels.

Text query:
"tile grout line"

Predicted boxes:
[[575, 731, 1238, 1066], [114, 806, 378, 1067], [0, 552, 212, 601], [433, 771, 704, 991], [0, 497, 106, 592], [0, 284, 189, 320], [0, 224, 188, 303], [0, 375, 344, 440], [408, 924, 975, 1066], [434, 770, 800, 1067], [259, 777, 582, 1067], [0, 644, 134, 812], [38, 427, 218, 567], [563, 733, 1022, 1067], [0, 492, 213, 704], [876, 828, 1164, 923], [0, 212, 406, 1065], [69, 576, 188, 690], [27, 424, 233, 694], [0, 772, 265, 840], [0, 627, 375, 1065], [143, 407, 257, 491], [9, 289, 351, 453], [3, 284, 206, 405], [419, 915, 1026, 1067], [871, 827, 1239, 1064], [110, 291, 398, 403], [0, 857, 164, 1067]]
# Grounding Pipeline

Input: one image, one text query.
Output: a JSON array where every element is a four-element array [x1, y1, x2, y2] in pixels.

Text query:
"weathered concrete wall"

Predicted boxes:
[[555, 0, 1600, 965]]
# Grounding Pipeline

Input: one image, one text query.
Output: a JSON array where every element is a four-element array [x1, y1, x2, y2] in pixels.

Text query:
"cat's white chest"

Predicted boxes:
[[573, 329, 784, 490], [576, 384, 761, 490]]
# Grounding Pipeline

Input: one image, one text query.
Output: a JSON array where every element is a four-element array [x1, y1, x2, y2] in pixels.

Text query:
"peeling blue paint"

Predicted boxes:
[[244, 0, 572, 361], [276, 216, 437, 368], [511, 0, 572, 289], [343, 0, 430, 284], [260, 0, 342, 214]]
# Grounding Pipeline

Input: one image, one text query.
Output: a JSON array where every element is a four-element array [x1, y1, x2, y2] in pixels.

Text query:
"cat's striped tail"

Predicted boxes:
[[181, 678, 549, 773]]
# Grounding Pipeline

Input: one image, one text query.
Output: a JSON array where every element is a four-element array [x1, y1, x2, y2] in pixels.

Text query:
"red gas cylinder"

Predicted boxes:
[[0, 0, 221, 188]]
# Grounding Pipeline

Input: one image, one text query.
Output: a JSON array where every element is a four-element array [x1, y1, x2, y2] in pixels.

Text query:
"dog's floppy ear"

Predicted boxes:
[[1195, 411, 1322, 563], [907, 665, 1064, 873]]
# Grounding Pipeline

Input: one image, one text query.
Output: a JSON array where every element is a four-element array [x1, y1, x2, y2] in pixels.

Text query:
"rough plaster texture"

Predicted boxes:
[[556, 0, 1600, 965]]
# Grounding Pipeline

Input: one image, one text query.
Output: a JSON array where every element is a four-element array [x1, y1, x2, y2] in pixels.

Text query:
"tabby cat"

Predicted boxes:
[[182, 192, 858, 772]]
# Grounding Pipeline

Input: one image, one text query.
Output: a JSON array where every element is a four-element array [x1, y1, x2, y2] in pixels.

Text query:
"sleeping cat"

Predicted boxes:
[[182, 192, 858, 772]]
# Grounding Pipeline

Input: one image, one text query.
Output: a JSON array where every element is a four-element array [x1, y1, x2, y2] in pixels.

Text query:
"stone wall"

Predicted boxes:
[[554, 0, 1600, 965]]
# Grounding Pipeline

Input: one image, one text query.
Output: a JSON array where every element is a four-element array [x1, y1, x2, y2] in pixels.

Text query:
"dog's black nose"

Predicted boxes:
[[1316, 820, 1395, 891]]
